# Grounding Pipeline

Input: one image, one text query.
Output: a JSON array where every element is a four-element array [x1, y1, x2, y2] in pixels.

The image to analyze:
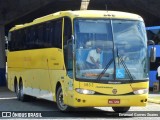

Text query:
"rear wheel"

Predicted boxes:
[[56, 87, 69, 111], [19, 81, 29, 102], [112, 107, 130, 113], [15, 83, 20, 100]]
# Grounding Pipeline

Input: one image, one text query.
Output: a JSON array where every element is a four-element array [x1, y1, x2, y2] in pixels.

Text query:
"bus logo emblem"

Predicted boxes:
[[112, 89, 117, 94]]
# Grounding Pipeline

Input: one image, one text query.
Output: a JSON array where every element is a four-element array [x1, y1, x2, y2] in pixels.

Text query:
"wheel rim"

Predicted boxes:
[[58, 89, 67, 110]]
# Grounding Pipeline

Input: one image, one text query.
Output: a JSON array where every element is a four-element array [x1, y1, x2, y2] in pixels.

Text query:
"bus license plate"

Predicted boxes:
[[108, 99, 120, 104]]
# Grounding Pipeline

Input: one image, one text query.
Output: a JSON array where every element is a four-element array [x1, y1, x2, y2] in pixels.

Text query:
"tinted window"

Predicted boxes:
[[53, 20, 62, 48], [9, 18, 63, 51]]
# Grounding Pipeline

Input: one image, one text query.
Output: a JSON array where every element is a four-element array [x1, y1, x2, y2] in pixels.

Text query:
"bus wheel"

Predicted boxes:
[[19, 81, 28, 102], [112, 107, 130, 113], [15, 83, 20, 100], [56, 87, 69, 111]]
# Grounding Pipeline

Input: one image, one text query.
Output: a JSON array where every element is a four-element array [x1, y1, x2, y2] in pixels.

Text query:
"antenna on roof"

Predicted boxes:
[[105, 4, 108, 12], [105, 0, 108, 12], [105, 4, 107, 10]]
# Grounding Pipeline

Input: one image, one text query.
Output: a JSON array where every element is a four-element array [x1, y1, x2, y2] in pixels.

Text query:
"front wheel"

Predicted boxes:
[[112, 107, 130, 113], [56, 87, 70, 111]]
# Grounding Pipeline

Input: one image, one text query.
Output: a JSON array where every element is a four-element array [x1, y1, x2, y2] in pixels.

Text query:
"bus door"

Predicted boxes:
[[63, 17, 74, 106]]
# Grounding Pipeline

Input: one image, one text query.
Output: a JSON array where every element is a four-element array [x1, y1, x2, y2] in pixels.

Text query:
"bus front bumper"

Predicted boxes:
[[71, 94, 148, 107]]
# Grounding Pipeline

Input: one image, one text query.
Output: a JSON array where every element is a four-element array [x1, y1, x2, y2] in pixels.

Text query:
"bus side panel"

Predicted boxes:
[[7, 48, 67, 102]]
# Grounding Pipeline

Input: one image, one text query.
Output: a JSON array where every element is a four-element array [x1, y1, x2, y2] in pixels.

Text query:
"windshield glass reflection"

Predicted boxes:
[[74, 19, 114, 80], [74, 19, 148, 81], [113, 20, 148, 80]]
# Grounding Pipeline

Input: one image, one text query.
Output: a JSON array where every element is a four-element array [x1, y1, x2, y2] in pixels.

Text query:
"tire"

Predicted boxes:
[[112, 107, 130, 113], [56, 87, 69, 111], [19, 81, 29, 102], [15, 83, 20, 100]]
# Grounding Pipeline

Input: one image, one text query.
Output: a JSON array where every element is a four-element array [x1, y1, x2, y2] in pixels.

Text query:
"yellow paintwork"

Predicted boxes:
[[9, 10, 143, 32], [8, 10, 148, 108], [7, 48, 68, 101], [65, 81, 148, 107]]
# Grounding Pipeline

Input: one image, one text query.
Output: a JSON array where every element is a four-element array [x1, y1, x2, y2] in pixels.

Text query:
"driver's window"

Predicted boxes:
[[67, 41, 73, 70], [63, 17, 73, 78]]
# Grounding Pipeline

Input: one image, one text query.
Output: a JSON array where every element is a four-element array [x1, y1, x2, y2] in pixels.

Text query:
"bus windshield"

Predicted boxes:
[[74, 19, 148, 81]]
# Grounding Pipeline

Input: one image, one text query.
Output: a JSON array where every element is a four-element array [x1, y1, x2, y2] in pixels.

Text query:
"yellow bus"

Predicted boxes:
[[7, 10, 155, 113]]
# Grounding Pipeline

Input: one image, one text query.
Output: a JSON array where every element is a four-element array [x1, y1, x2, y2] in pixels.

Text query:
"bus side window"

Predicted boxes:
[[26, 28, 31, 49], [64, 18, 72, 41], [36, 25, 44, 48], [10, 32, 15, 51], [48, 22, 54, 47], [52, 19, 62, 49], [45, 22, 52, 47]]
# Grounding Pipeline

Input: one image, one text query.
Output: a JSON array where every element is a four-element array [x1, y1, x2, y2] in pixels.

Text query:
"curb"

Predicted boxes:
[[148, 98, 160, 104]]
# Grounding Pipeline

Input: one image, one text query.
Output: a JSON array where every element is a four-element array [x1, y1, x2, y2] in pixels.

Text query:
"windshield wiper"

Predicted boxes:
[[97, 58, 114, 80], [117, 49, 134, 80]]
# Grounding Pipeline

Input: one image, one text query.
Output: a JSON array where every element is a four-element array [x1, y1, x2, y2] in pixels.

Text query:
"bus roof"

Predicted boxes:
[[10, 10, 143, 32], [146, 26, 160, 30]]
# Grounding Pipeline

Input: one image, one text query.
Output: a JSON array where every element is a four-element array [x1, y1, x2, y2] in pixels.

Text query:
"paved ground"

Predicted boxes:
[[148, 93, 160, 104], [0, 87, 160, 119]]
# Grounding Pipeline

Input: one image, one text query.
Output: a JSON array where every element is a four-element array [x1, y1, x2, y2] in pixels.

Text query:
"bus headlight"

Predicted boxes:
[[75, 88, 95, 95], [133, 89, 148, 95]]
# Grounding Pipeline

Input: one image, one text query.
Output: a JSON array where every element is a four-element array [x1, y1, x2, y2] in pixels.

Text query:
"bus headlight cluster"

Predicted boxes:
[[75, 88, 95, 95], [133, 89, 148, 95]]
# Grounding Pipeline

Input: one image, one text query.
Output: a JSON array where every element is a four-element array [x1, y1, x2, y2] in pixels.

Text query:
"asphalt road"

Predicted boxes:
[[0, 87, 160, 119]]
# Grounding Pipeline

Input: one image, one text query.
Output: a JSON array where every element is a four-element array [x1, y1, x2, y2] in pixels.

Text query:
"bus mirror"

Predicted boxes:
[[67, 35, 74, 45], [147, 40, 154, 45], [71, 35, 74, 41], [148, 40, 156, 62], [150, 47, 156, 62], [71, 35, 75, 53], [5, 36, 8, 42]]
